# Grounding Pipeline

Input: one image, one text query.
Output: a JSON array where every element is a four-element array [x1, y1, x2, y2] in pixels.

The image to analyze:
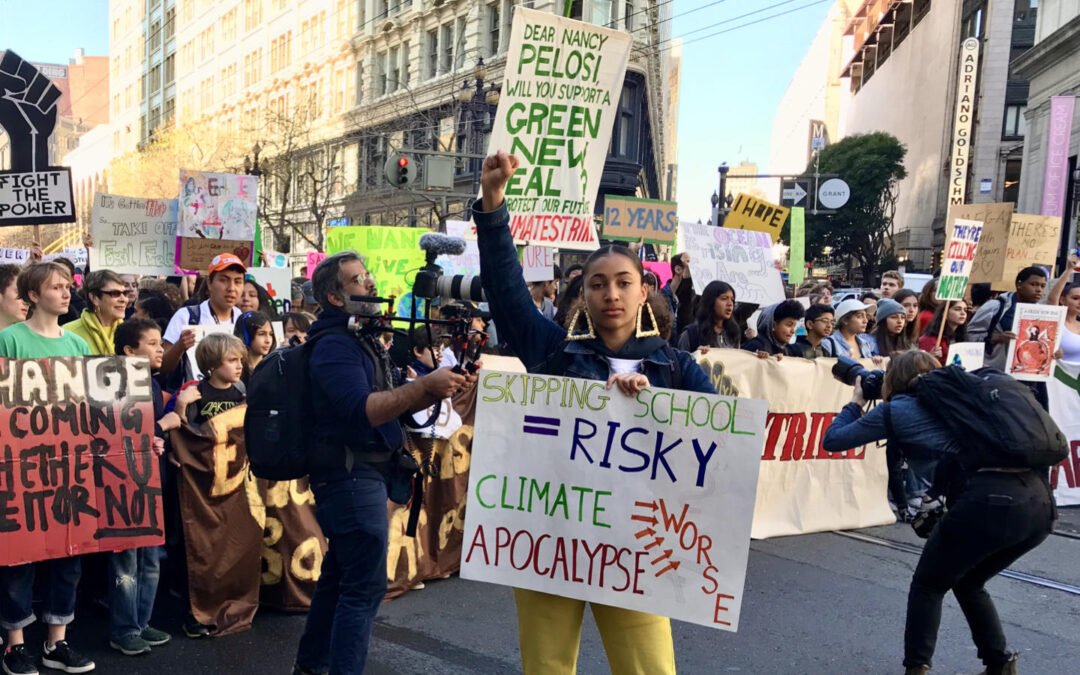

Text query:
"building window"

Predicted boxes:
[[963, 4, 985, 39], [456, 17, 467, 69], [441, 24, 453, 73], [377, 52, 387, 96], [164, 7, 176, 41], [1003, 159, 1022, 203], [614, 83, 636, 157], [1014, 0, 1037, 24], [402, 41, 410, 88], [625, 1, 634, 31], [427, 29, 438, 78], [163, 98, 175, 125], [1003, 104, 1027, 139], [244, 0, 263, 32], [388, 47, 399, 93], [489, 2, 501, 56]]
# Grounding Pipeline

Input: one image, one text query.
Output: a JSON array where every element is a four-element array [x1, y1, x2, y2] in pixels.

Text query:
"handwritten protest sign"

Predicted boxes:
[[643, 260, 672, 287], [442, 221, 481, 277], [0, 169, 75, 226], [725, 194, 790, 242], [947, 342, 985, 371], [185, 324, 235, 381], [602, 196, 678, 245], [1005, 303, 1066, 382], [788, 207, 805, 286], [305, 251, 325, 279], [261, 249, 289, 268], [679, 220, 785, 305], [996, 213, 1062, 289], [325, 226, 428, 315], [462, 371, 767, 630], [0, 248, 29, 264], [43, 248, 88, 273], [177, 170, 257, 271], [521, 245, 554, 282], [90, 193, 178, 276], [0, 356, 162, 565], [938, 218, 983, 301], [950, 202, 1013, 284], [247, 267, 293, 315], [475, 8, 631, 250]]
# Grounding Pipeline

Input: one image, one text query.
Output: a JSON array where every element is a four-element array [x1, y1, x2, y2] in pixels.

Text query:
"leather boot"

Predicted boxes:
[[978, 652, 1019, 675], [904, 667, 930, 675]]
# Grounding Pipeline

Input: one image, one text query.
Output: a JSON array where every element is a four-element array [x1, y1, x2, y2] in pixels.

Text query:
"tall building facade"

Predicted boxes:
[[107, 0, 673, 260]]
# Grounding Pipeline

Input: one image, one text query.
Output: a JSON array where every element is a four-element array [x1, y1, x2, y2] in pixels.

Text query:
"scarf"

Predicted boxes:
[[69, 309, 118, 356]]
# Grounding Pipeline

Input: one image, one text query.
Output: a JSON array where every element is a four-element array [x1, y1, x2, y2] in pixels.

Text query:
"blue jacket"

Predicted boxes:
[[473, 202, 715, 394], [307, 307, 402, 480], [822, 394, 961, 459], [827, 331, 879, 358]]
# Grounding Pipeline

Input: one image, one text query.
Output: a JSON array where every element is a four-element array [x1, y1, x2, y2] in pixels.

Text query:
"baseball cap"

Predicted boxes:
[[207, 253, 246, 276]]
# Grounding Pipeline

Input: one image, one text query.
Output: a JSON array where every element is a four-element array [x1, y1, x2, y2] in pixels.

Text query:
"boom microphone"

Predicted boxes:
[[419, 233, 467, 257]]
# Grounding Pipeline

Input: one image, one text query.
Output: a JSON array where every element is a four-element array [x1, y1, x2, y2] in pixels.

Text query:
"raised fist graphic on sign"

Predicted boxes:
[[0, 51, 62, 171]]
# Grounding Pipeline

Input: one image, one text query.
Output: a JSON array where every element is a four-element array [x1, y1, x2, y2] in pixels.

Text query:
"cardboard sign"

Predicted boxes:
[[948, 202, 1014, 284], [946, 342, 985, 371], [305, 251, 326, 279], [247, 267, 293, 316], [679, 220, 785, 306], [1048, 362, 1080, 506], [477, 8, 631, 250], [0, 169, 76, 226], [325, 226, 428, 316], [0, 356, 162, 565], [724, 194, 790, 243], [462, 371, 767, 631], [0, 248, 29, 264], [90, 193, 178, 276], [1005, 303, 1066, 382], [521, 245, 555, 282], [938, 218, 983, 301], [602, 196, 678, 245], [996, 213, 1062, 289], [177, 170, 258, 271]]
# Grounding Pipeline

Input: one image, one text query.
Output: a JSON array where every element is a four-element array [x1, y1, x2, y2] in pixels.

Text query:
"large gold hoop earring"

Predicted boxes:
[[636, 303, 660, 338], [566, 307, 596, 341]]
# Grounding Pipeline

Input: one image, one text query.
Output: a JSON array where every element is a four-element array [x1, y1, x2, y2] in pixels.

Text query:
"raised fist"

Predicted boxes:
[[0, 51, 62, 171]]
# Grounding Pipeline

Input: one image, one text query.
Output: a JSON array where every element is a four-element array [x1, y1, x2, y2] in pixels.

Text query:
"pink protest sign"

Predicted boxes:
[[643, 260, 672, 287], [306, 251, 326, 279]]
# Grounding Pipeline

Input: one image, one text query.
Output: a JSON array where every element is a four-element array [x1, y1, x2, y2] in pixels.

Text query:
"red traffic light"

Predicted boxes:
[[398, 157, 409, 168]]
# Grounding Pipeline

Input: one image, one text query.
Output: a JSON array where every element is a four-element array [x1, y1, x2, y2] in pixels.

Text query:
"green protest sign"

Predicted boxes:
[[485, 8, 632, 250], [325, 226, 429, 309], [788, 207, 805, 286]]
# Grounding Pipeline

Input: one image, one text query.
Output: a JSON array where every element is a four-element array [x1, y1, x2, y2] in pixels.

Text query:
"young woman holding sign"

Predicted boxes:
[[473, 150, 716, 674]]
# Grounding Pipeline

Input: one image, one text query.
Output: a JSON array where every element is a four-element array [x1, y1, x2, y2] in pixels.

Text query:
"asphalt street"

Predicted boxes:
[[18, 509, 1080, 675]]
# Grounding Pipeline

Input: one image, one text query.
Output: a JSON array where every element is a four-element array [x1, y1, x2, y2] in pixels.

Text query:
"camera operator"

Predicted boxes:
[[822, 352, 1054, 675], [292, 252, 474, 675]]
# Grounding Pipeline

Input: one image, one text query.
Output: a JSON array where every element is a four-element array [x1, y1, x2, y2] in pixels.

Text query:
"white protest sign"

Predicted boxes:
[[474, 8, 631, 250], [89, 193, 178, 276], [185, 324, 235, 381], [0, 169, 75, 226], [461, 371, 767, 631], [442, 220, 482, 277], [521, 245, 555, 282], [0, 248, 29, 264], [1048, 361, 1080, 506], [678, 220, 785, 305], [938, 218, 983, 301], [261, 249, 290, 269], [946, 342, 985, 371], [43, 248, 88, 272], [271, 320, 284, 345], [247, 267, 293, 316], [1005, 303, 1067, 382]]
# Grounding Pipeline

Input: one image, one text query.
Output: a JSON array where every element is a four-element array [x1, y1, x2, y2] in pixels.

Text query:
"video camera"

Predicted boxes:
[[831, 356, 886, 401], [412, 233, 486, 303]]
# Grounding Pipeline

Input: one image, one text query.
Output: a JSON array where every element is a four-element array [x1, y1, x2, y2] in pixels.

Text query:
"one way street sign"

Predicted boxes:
[[781, 180, 809, 207]]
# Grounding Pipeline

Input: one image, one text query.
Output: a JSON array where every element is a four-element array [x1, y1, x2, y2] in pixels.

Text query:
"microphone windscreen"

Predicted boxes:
[[419, 232, 468, 256]]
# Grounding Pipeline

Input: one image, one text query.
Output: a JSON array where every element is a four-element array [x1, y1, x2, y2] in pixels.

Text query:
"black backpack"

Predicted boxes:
[[244, 329, 343, 480], [915, 365, 1068, 469]]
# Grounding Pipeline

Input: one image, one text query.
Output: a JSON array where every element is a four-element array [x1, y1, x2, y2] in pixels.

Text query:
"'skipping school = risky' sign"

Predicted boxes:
[[937, 218, 983, 301], [461, 371, 767, 631], [479, 8, 632, 250], [0, 356, 162, 566]]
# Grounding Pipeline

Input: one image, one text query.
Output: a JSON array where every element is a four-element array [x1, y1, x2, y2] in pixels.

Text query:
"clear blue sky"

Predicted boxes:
[[672, 0, 833, 223], [0, 0, 110, 64]]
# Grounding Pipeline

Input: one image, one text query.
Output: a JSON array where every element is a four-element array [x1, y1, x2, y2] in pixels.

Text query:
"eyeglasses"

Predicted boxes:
[[97, 290, 127, 298], [350, 272, 375, 286]]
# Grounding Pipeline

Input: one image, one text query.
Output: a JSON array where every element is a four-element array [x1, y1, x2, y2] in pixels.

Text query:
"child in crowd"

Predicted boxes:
[[918, 302, 969, 365], [171, 333, 247, 638], [282, 311, 316, 345], [0, 262, 95, 675], [234, 311, 277, 383], [872, 299, 914, 357], [0, 264, 27, 330], [792, 303, 835, 359], [742, 299, 805, 357], [109, 319, 182, 656]]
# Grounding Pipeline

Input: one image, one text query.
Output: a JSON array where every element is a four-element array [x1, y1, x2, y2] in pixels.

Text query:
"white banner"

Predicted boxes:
[[462, 371, 767, 631], [679, 220, 785, 306], [1005, 303, 1066, 382], [0, 248, 30, 265], [521, 245, 555, 282], [43, 248, 88, 273], [89, 193, 178, 276], [247, 267, 293, 316], [1048, 360, 1080, 506], [476, 8, 631, 250]]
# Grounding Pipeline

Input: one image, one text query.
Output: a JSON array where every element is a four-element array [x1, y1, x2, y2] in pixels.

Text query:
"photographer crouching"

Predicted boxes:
[[292, 252, 474, 675], [823, 352, 1057, 675]]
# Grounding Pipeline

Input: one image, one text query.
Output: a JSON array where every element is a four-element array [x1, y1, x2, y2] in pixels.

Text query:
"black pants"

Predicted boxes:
[[904, 470, 1055, 668], [886, 440, 907, 509]]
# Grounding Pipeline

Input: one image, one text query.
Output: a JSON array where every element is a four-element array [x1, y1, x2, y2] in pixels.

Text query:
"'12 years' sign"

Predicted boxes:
[[461, 371, 767, 630], [0, 357, 162, 565]]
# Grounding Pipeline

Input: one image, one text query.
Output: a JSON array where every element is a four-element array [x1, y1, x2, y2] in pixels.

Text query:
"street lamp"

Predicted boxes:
[[710, 190, 719, 224], [458, 58, 500, 200], [717, 164, 730, 226]]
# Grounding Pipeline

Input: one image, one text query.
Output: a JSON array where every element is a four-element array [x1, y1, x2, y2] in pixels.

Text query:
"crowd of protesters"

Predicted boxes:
[[0, 182, 1076, 674]]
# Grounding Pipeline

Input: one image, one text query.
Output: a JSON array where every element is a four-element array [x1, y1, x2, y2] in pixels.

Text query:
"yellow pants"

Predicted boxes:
[[514, 588, 677, 675]]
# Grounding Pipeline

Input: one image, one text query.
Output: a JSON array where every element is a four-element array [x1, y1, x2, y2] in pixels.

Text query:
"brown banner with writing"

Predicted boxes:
[[259, 477, 326, 611]]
